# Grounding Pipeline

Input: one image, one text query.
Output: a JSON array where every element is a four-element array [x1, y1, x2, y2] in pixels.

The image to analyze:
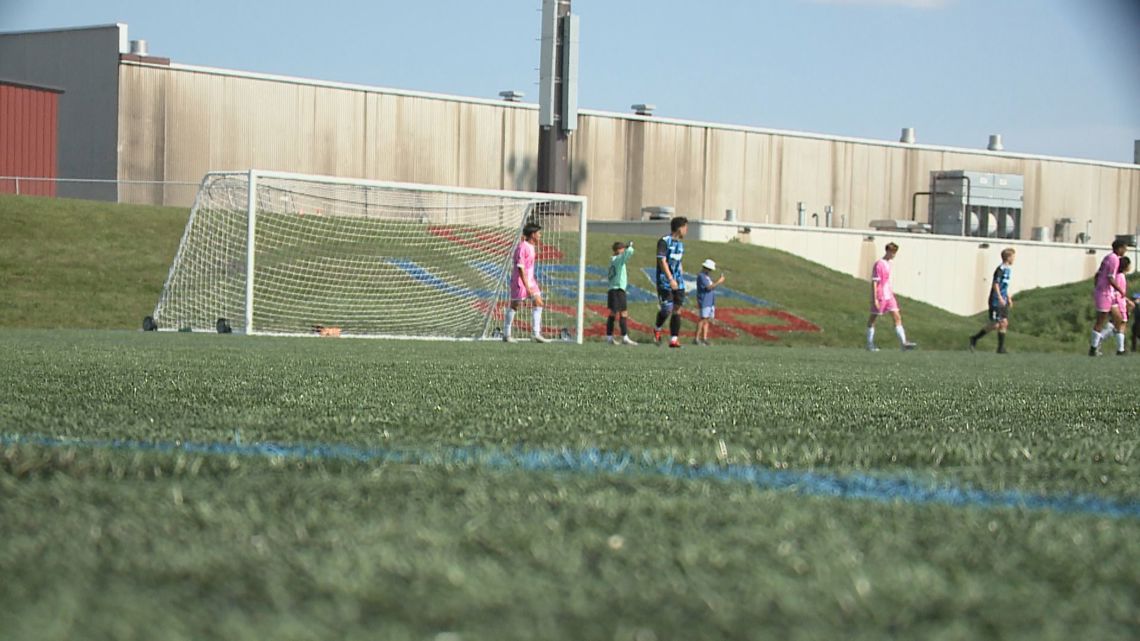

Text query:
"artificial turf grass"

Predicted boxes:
[[3, 446, 1139, 641], [1, 329, 1136, 501]]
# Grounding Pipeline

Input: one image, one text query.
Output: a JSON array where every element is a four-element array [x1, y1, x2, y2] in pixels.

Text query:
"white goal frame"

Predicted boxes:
[[155, 169, 589, 343]]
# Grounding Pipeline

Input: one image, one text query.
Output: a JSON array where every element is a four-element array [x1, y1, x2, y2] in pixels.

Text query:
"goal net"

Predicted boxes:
[[152, 170, 588, 342]]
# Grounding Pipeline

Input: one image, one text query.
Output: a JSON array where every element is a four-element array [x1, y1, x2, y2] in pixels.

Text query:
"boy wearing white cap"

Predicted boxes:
[[695, 259, 725, 346]]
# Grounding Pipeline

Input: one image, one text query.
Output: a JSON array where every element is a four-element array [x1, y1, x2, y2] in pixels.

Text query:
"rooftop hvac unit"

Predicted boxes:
[[929, 170, 1024, 239]]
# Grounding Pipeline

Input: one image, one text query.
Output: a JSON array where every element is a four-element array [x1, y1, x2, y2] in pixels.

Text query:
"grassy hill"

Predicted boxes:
[[1, 192, 1133, 352]]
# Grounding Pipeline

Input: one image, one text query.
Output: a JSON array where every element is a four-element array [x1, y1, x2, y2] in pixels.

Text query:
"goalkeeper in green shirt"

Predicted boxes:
[[606, 241, 638, 345]]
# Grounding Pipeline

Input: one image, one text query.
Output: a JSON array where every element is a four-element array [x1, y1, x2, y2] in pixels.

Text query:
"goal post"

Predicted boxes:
[[152, 170, 589, 343]]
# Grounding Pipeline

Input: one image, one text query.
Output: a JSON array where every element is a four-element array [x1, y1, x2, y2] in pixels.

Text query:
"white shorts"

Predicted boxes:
[[700, 306, 715, 319]]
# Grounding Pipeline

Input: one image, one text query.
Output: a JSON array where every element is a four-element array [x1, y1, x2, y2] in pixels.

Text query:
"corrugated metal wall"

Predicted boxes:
[[118, 62, 1140, 242], [0, 82, 60, 196]]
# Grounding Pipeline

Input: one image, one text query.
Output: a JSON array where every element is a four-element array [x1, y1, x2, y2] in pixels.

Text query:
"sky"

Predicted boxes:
[[2, 0, 1138, 163]]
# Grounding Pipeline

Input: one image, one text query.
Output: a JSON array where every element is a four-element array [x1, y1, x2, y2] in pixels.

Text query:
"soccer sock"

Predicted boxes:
[[1116, 331, 1126, 353], [971, 329, 987, 341], [670, 313, 681, 338], [505, 309, 516, 338], [895, 325, 908, 345], [619, 317, 629, 336], [997, 332, 1006, 351], [606, 316, 615, 337], [655, 310, 669, 330], [866, 327, 875, 346], [1091, 329, 1102, 348], [532, 307, 543, 337]]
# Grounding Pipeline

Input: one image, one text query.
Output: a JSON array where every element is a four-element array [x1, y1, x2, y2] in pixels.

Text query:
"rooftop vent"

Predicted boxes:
[[631, 104, 656, 116], [987, 134, 1004, 151], [498, 90, 524, 103], [129, 39, 148, 56], [900, 127, 916, 144]]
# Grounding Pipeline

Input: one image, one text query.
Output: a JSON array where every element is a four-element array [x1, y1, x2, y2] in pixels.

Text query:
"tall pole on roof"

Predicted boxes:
[[537, 0, 578, 194]]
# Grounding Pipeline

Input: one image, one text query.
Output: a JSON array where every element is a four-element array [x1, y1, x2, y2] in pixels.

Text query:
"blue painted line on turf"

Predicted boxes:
[[4, 434, 1139, 519]]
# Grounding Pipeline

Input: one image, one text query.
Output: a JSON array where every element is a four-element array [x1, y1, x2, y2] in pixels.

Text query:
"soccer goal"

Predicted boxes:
[[151, 170, 588, 342]]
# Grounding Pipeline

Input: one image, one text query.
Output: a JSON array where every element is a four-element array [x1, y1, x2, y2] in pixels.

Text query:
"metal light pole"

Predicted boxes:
[[537, 0, 578, 194]]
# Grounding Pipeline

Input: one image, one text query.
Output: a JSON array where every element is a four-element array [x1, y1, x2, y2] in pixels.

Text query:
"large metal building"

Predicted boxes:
[[1, 23, 1138, 243]]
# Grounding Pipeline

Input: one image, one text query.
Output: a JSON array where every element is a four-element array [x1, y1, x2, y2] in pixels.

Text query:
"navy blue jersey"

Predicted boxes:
[[696, 272, 715, 308], [990, 264, 1012, 306], [656, 235, 685, 291]]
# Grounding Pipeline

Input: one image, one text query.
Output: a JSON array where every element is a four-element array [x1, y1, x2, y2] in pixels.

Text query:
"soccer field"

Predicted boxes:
[[2, 329, 1138, 640]]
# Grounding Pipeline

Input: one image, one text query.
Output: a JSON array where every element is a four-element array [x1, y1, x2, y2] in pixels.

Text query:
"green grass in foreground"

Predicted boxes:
[[2, 330, 1138, 640]]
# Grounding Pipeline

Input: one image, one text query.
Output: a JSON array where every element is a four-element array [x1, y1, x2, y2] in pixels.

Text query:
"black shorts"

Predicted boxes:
[[657, 288, 686, 310], [988, 304, 1009, 323], [607, 289, 628, 313]]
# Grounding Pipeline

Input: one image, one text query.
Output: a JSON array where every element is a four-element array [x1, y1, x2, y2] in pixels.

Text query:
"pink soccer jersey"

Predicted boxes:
[[871, 259, 897, 313], [1115, 272, 1130, 322], [1095, 253, 1120, 293], [1094, 253, 1121, 312], [510, 240, 538, 301]]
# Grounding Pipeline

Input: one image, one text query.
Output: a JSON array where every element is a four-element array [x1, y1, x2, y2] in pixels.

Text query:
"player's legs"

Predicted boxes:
[[668, 290, 685, 347], [606, 289, 619, 343], [654, 288, 672, 345], [1091, 310, 1111, 355], [890, 309, 916, 350], [532, 300, 547, 343], [866, 312, 879, 350], [504, 299, 522, 341]]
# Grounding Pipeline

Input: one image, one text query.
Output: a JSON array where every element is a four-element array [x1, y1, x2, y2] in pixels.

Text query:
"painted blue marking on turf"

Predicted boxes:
[[387, 259, 497, 300], [4, 434, 1139, 520]]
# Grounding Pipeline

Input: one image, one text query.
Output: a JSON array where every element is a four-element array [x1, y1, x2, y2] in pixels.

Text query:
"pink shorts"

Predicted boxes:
[[1093, 290, 1115, 314], [510, 287, 540, 302], [871, 297, 899, 315]]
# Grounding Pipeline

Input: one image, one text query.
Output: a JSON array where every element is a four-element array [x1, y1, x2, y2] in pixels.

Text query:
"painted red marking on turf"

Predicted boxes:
[[428, 226, 564, 260], [713, 308, 822, 342]]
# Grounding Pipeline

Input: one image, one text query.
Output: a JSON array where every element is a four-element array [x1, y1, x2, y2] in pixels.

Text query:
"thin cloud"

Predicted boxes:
[[807, 0, 954, 8]]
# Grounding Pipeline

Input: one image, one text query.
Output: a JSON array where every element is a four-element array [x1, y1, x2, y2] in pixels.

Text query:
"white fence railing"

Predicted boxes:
[[0, 176, 200, 208]]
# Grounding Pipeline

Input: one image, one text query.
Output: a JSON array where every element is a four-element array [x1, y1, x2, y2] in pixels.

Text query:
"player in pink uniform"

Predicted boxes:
[[504, 223, 550, 343], [1088, 239, 1129, 356], [1111, 257, 1134, 356], [866, 242, 916, 351]]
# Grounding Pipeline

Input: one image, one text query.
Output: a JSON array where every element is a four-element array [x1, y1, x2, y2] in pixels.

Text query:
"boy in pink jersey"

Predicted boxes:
[[1110, 256, 1134, 356], [1089, 239, 1129, 356], [504, 223, 550, 343], [866, 242, 916, 351]]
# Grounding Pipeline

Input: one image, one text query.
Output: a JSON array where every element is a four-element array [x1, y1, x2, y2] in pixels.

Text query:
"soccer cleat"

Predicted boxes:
[[1088, 347, 1099, 357], [1116, 351, 1127, 356], [866, 344, 880, 352], [996, 348, 1008, 355], [621, 336, 638, 346], [502, 336, 518, 344], [653, 329, 663, 346], [969, 336, 978, 352], [902, 342, 918, 351], [533, 334, 551, 344], [606, 337, 616, 345], [668, 337, 682, 349], [701, 339, 712, 347]]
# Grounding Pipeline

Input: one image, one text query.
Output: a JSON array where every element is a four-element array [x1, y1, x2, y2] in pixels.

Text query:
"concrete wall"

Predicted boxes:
[[590, 219, 1121, 316], [0, 25, 124, 200]]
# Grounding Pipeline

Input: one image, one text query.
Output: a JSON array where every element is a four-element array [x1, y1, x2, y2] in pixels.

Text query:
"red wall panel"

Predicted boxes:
[[0, 82, 61, 197]]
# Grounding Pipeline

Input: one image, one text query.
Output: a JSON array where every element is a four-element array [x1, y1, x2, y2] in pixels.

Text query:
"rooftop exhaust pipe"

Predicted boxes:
[[129, 39, 148, 56], [987, 134, 1004, 151], [900, 127, 916, 144]]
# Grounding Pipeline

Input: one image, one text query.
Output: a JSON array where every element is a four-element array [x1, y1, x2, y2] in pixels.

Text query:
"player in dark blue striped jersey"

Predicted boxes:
[[970, 248, 1015, 353], [654, 216, 688, 348]]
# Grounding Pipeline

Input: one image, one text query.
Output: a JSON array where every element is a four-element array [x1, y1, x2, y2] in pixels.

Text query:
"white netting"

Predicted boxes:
[[153, 172, 586, 340]]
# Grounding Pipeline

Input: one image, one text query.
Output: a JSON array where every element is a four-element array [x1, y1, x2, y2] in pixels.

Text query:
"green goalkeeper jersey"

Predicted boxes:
[[607, 246, 634, 291]]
